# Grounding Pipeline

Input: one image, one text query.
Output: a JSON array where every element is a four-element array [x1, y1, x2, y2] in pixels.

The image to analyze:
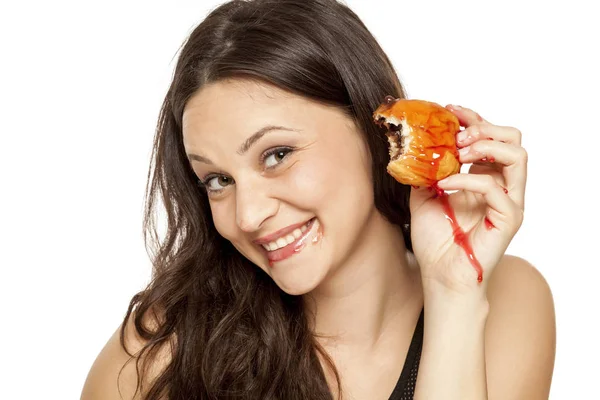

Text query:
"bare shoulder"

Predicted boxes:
[[485, 254, 556, 400], [80, 306, 173, 400]]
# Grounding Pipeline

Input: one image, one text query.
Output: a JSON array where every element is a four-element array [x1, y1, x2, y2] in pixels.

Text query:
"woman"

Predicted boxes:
[[81, 0, 556, 399]]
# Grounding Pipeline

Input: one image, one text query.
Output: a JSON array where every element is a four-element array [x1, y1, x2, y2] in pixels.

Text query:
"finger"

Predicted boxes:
[[436, 174, 523, 231], [445, 104, 489, 127], [468, 163, 505, 184], [471, 160, 502, 172], [457, 140, 528, 209], [456, 124, 522, 148]]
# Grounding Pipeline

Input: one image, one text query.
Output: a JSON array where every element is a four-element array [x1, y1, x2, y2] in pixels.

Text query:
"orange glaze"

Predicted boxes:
[[373, 97, 461, 187]]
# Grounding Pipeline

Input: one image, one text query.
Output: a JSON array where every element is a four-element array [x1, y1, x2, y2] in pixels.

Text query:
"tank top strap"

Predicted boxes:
[[388, 306, 424, 400]]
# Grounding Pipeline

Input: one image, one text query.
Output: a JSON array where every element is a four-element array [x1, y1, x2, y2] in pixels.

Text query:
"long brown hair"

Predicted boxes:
[[120, 0, 411, 398]]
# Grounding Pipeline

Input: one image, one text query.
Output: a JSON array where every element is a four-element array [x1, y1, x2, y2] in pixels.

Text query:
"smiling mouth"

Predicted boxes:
[[260, 218, 315, 252], [260, 218, 320, 264]]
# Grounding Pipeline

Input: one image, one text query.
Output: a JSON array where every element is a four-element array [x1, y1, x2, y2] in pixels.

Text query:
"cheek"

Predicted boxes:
[[209, 199, 237, 240], [284, 142, 373, 211], [285, 160, 334, 204]]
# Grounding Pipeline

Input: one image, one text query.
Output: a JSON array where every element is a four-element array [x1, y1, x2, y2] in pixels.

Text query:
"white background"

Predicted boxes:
[[1, 0, 598, 398]]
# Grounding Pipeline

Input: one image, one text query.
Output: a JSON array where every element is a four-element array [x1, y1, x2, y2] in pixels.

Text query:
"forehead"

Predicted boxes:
[[185, 78, 292, 117], [183, 79, 297, 140], [181, 79, 353, 148]]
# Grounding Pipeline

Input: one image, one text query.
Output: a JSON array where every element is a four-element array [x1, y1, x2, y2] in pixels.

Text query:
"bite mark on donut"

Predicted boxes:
[[375, 114, 411, 161]]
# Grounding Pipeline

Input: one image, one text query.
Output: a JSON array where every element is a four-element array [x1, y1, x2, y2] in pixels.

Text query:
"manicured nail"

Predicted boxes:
[[458, 146, 470, 157], [437, 177, 449, 186]]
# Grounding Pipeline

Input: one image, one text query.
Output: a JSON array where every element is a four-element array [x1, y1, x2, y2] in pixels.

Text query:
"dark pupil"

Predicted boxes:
[[275, 151, 285, 161], [218, 176, 230, 185]]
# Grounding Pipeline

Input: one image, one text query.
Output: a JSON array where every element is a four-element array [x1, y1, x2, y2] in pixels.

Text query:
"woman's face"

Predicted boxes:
[[182, 78, 376, 295]]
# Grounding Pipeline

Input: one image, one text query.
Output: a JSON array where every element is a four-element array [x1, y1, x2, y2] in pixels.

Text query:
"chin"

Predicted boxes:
[[263, 245, 333, 296], [270, 264, 330, 296], [249, 217, 331, 295]]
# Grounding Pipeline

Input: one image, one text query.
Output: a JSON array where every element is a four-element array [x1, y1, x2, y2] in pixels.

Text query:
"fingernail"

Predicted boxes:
[[458, 146, 470, 157], [451, 104, 463, 109], [437, 177, 448, 186], [456, 130, 467, 143]]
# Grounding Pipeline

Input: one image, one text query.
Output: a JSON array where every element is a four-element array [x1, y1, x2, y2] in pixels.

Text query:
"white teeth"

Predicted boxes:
[[262, 219, 315, 251], [265, 241, 279, 251]]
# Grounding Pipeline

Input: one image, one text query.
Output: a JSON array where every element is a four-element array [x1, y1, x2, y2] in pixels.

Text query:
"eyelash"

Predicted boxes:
[[260, 146, 294, 167], [198, 146, 295, 194]]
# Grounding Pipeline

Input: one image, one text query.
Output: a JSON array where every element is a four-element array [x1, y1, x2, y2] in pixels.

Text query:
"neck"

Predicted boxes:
[[303, 211, 422, 353]]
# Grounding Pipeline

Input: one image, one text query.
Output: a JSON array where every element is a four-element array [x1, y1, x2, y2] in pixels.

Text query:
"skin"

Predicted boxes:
[[80, 78, 556, 399]]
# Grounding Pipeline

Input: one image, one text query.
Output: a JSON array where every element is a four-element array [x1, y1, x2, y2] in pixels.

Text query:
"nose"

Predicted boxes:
[[235, 180, 279, 232]]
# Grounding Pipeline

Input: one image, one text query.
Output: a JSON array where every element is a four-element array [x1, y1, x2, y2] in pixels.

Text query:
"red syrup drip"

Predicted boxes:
[[431, 183, 484, 283]]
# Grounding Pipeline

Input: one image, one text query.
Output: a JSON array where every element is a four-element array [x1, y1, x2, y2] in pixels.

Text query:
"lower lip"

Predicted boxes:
[[263, 218, 318, 265]]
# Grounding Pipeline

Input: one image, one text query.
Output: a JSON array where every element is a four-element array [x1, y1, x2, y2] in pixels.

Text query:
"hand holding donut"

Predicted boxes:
[[374, 98, 528, 294]]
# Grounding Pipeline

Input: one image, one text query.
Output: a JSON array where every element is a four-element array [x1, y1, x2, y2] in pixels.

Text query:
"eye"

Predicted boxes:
[[204, 175, 234, 192], [263, 147, 293, 169]]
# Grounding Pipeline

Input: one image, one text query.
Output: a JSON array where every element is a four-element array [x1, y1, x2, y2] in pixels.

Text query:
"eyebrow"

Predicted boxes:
[[187, 125, 300, 164]]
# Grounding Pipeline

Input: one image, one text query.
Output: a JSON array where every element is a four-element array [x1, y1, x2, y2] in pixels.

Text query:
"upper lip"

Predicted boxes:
[[253, 219, 312, 245]]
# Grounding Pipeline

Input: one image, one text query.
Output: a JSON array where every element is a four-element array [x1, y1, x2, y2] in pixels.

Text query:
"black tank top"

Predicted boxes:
[[387, 307, 424, 400]]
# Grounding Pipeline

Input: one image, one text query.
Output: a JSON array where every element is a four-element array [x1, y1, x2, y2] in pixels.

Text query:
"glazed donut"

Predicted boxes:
[[373, 96, 461, 187]]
